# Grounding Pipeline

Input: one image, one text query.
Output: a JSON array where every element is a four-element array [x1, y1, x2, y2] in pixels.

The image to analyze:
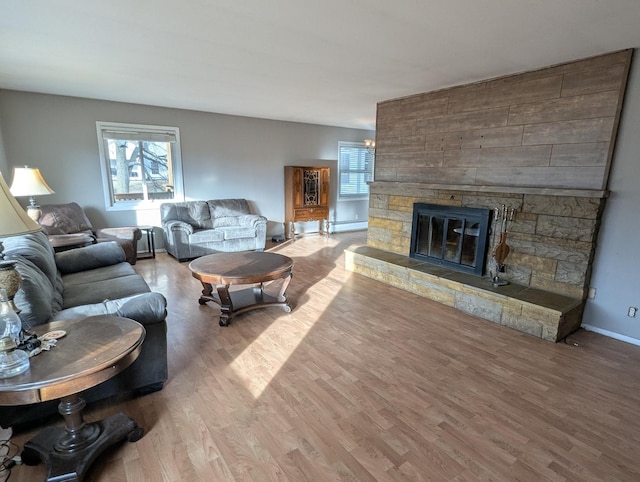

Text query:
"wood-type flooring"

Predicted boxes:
[[8, 231, 640, 481]]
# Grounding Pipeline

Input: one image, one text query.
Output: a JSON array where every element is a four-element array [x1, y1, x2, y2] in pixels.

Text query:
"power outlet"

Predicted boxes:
[[628, 307, 637, 318]]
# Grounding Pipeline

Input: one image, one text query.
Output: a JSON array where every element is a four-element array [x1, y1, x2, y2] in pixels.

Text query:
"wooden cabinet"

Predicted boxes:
[[284, 166, 330, 239]]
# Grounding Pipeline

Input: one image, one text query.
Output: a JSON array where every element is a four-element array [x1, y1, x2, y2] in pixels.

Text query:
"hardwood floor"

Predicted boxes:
[[8, 231, 640, 481]]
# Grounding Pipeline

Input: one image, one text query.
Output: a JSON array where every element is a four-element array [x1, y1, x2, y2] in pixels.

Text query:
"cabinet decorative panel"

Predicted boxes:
[[284, 166, 330, 239]]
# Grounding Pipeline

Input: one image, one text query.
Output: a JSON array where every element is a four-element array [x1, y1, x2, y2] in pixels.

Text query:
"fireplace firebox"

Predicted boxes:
[[409, 204, 492, 276]]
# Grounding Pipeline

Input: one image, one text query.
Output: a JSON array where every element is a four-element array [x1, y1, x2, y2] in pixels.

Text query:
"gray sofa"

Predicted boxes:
[[160, 199, 267, 261], [0, 231, 168, 430]]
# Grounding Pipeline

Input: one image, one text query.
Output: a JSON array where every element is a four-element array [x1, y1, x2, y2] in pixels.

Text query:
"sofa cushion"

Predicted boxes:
[[55, 241, 126, 274], [62, 274, 151, 308], [62, 262, 138, 287], [208, 198, 250, 219], [11, 257, 56, 328], [53, 292, 167, 326], [221, 226, 257, 240], [39, 202, 94, 235], [161, 201, 212, 229], [190, 229, 224, 244]]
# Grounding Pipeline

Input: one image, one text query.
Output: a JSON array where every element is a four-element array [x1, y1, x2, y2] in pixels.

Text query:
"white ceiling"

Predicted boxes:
[[1, 0, 639, 130]]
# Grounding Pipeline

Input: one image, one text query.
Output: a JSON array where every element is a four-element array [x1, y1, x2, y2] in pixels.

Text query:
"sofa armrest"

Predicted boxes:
[[239, 214, 267, 228], [52, 292, 167, 325], [55, 241, 126, 275], [163, 220, 194, 234]]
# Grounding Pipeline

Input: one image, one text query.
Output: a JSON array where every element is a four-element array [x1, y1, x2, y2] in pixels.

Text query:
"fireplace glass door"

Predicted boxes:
[[410, 204, 491, 276]]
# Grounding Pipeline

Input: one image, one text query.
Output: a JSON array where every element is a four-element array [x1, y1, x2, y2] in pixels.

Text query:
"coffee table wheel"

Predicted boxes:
[[127, 424, 145, 443], [219, 318, 229, 327], [198, 297, 208, 305]]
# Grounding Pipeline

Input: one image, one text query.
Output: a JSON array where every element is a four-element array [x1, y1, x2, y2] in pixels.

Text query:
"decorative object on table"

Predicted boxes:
[[490, 204, 516, 287], [0, 288, 29, 378], [0, 171, 43, 312], [8, 166, 55, 222]]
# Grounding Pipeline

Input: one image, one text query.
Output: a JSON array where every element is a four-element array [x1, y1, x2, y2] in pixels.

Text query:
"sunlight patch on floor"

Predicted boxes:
[[229, 271, 340, 399]]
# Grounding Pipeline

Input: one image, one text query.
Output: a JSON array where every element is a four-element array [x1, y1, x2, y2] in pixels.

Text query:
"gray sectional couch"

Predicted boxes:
[[0, 231, 168, 430], [160, 199, 267, 261]]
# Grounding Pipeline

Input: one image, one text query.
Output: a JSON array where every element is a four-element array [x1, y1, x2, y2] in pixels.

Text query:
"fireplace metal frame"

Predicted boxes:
[[409, 203, 492, 276]]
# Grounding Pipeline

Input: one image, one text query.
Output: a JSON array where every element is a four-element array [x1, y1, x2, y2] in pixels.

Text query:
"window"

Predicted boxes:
[[96, 122, 184, 210], [338, 141, 374, 199]]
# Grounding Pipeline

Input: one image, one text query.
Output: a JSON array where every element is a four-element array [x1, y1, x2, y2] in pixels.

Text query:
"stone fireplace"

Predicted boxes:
[[345, 49, 633, 341]]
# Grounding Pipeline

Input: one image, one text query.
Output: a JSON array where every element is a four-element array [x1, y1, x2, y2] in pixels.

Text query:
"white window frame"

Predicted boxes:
[[338, 141, 374, 200], [96, 121, 185, 211]]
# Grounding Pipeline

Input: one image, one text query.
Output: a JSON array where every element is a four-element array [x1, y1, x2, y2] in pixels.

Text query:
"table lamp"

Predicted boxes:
[[9, 166, 55, 222], [0, 171, 42, 312]]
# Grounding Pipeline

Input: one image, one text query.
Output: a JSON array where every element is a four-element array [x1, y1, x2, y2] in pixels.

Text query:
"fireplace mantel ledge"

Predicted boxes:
[[369, 181, 609, 199]]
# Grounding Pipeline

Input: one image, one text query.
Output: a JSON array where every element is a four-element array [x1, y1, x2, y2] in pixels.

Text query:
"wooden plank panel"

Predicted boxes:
[[396, 167, 477, 184], [522, 117, 615, 145], [474, 166, 607, 190], [561, 63, 628, 97], [444, 146, 552, 168], [436, 107, 509, 132], [508, 91, 620, 125], [448, 75, 562, 114], [390, 150, 444, 168], [550, 142, 609, 167], [424, 126, 524, 151], [378, 135, 425, 152], [374, 167, 398, 181], [485, 50, 631, 89]]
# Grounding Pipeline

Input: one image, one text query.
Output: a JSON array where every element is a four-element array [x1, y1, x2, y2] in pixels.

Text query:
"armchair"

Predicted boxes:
[[38, 202, 142, 264], [160, 199, 267, 261]]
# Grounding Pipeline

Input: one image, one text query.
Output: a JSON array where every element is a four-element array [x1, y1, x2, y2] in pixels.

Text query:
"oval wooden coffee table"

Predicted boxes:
[[188, 251, 294, 326], [0, 316, 145, 482]]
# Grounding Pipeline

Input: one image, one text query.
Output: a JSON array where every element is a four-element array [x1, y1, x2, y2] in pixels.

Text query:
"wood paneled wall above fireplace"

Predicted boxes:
[[350, 50, 633, 341], [374, 49, 631, 191]]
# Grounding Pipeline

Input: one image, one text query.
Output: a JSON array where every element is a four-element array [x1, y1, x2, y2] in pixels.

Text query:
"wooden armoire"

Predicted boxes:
[[284, 166, 330, 239]]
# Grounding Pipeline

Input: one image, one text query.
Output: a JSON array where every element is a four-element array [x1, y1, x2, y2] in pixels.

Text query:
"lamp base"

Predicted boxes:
[[26, 205, 42, 223], [0, 260, 21, 313]]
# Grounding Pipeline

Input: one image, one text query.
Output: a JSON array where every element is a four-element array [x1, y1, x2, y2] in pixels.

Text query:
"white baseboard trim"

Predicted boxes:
[[581, 324, 640, 347], [331, 221, 368, 232]]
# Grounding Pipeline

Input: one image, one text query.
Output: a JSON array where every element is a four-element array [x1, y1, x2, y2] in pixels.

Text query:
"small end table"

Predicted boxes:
[[0, 316, 146, 482], [137, 226, 156, 260]]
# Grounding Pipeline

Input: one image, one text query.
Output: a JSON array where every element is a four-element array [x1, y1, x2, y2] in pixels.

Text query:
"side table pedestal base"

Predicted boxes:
[[22, 411, 144, 482]]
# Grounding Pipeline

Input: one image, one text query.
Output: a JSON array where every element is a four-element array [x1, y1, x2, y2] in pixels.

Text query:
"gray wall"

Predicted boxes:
[[0, 117, 8, 179], [0, 90, 372, 239], [581, 53, 640, 344]]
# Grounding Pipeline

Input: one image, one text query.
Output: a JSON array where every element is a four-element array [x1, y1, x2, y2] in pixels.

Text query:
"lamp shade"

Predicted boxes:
[[0, 172, 42, 237], [9, 166, 55, 197]]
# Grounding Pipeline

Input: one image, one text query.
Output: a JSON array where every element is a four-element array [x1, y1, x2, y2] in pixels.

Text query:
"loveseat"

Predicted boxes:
[[160, 199, 267, 261], [0, 231, 168, 430]]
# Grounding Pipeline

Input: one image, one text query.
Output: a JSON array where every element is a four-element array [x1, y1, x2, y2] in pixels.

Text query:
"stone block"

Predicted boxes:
[[502, 313, 544, 339], [523, 195, 603, 219], [536, 215, 597, 242], [555, 260, 587, 285], [369, 194, 389, 210], [368, 217, 404, 232], [455, 292, 503, 323]]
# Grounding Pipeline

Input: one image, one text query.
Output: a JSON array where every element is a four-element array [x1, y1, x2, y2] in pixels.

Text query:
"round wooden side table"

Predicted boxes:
[[0, 316, 145, 482]]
